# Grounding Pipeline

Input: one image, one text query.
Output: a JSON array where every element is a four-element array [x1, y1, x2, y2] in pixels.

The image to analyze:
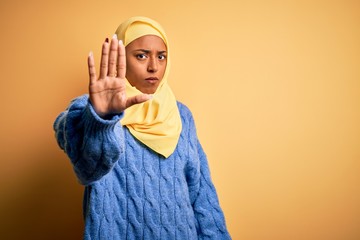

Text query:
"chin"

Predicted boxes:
[[138, 87, 158, 94]]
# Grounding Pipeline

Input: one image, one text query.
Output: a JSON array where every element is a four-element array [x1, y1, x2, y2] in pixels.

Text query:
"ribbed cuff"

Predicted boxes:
[[84, 100, 124, 127]]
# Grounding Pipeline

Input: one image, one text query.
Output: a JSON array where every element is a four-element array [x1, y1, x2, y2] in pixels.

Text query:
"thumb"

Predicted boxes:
[[125, 94, 152, 109]]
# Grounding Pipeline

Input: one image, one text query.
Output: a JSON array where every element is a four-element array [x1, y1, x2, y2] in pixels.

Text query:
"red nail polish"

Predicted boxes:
[[105, 38, 109, 43]]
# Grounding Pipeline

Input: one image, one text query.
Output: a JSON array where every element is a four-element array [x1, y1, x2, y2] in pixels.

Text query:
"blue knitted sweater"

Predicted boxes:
[[54, 95, 231, 240]]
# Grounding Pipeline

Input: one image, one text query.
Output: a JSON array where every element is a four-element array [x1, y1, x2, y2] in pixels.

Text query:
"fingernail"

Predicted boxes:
[[89, 51, 93, 57], [148, 94, 153, 99], [105, 38, 109, 43], [119, 40, 123, 46], [112, 34, 118, 39]]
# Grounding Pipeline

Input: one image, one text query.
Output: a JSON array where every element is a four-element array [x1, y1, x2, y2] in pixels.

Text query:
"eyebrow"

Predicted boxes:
[[134, 49, 167, 54]]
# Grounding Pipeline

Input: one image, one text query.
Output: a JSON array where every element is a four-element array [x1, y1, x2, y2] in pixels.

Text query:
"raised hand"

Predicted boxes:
[[88, 35, 151, 118]]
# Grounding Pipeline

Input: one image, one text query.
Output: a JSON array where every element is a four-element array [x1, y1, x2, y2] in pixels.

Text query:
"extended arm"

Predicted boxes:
[[54, 35, 151, 185], [54, 95, 123, 185]]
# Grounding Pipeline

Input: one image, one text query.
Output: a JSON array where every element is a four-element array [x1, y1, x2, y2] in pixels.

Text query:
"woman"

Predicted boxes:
[[54, 16, 231, 239]]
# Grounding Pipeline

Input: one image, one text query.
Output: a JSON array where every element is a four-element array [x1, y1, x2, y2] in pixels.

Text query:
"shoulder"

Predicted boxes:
[[176, 101, 194, 120], [176, 101, 198, 134]]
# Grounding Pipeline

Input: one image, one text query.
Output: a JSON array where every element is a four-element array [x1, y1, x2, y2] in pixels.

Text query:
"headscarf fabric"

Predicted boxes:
[[115, 16, 182, 158]]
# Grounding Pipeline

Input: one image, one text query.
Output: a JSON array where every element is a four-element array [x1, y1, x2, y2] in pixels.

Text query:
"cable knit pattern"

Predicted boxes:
[[54, 95, 231, 240]]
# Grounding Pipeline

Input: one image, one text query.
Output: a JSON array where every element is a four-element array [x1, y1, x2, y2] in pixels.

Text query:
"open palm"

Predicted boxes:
[[88, 35, 151, 118]]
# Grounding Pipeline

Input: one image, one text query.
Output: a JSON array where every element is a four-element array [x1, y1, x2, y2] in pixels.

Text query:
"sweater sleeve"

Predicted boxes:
[[185, 112, 232, 240], [53, 95, 124, 185]]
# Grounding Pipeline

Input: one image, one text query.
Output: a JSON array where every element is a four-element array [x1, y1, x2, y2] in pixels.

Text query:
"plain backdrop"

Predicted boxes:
[[0, 0, 359, 239]]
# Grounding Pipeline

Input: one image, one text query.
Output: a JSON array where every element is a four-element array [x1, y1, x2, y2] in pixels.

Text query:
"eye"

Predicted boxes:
[[158, 54, 167, 60], [136, 54, 147, 60]]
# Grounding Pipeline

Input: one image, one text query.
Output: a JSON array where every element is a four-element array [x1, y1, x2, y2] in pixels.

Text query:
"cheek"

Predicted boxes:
[[125, 66, 131, 78], [160, 63, 167, 76], [126, 60, 138, 78]]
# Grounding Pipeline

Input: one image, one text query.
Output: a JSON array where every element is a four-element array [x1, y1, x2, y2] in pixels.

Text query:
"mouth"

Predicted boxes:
[[145, 77, 159, 84]]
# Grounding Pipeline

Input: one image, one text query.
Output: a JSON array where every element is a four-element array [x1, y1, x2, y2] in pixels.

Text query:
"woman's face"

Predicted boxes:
[[125, 35, 167, 94]]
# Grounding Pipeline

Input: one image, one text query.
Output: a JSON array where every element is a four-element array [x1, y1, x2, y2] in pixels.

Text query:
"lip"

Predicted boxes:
[[145, 77, 159, 84]]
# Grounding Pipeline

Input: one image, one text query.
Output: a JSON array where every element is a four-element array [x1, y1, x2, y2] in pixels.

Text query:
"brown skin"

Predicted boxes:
[[87, 35, 167, 117], [126, 35, 167, 94]]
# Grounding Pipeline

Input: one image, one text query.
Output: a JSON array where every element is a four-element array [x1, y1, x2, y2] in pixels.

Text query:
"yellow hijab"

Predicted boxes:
[[115, 16, 182, 158]]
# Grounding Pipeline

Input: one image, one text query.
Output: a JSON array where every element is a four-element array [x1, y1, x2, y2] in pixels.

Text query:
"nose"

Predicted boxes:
[[147, 57, 158, 73]]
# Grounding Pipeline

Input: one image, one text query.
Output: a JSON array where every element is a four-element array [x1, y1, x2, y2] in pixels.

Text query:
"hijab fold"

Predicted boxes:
[[115, 16, 182, 158]]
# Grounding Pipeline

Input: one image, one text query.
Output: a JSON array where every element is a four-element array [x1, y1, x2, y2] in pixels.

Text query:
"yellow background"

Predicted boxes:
[[1, 0, 359, 239]]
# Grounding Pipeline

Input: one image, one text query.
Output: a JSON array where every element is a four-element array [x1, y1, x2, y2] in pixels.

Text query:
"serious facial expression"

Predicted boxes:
[[125, 35, 167, 94]]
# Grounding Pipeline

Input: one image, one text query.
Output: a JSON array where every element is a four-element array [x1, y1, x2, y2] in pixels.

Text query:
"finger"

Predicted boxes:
[[88, 51, 97, 85], [126, 94, 152, 109], [108, 34, 118, 77], [117, 40, 126, 79], [99, 38, 110, 79]]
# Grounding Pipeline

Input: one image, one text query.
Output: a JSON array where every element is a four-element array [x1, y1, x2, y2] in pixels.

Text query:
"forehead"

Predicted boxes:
[[126, 35, 167, 51]]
